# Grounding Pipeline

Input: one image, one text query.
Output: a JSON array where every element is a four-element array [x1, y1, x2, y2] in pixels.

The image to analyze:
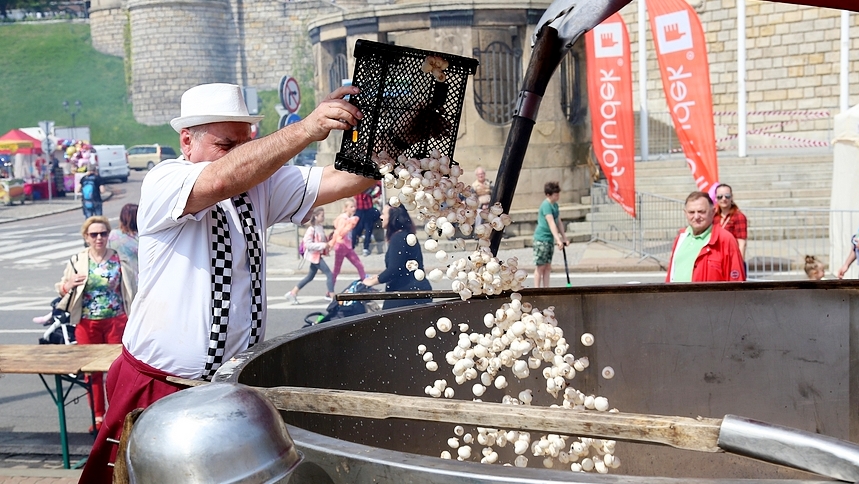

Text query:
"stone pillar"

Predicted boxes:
[[127, 0, 236, 126], [89, 0, 126, 58]]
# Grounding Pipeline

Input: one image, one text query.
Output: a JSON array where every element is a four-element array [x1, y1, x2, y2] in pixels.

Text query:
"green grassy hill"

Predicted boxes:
[[0, 21, 295, 147]]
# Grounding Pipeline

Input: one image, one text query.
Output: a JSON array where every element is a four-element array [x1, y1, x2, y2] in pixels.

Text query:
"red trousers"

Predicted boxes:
[[75, 314, 127, 418], [78, 347, 184, 484]]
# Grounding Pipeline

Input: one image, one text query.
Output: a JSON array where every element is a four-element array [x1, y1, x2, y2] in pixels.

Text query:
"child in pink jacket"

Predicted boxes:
[[285, 207, 335, 303], [330, 198, 367, 286]]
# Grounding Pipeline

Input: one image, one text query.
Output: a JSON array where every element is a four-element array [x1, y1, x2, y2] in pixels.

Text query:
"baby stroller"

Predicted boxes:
[[37, 296, 77, 345], [303, 280, 381, 327]]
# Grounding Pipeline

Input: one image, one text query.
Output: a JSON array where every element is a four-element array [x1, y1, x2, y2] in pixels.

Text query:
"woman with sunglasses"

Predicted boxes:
[[55, 216, 137, 434], [713, 184, 747, 261]]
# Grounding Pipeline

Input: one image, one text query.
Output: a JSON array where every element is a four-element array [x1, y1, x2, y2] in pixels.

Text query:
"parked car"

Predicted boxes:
[[127, 144, 177, 170], [91, 145, 130, 183]]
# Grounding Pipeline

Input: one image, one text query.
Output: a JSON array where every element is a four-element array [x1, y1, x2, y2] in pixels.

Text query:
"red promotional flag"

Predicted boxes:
[[648, 0, 719, 192], [586, 13, 636, 217]]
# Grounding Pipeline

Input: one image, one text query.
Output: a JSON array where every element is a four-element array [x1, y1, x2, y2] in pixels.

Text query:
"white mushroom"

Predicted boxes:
[[594, 396, 610, 412]]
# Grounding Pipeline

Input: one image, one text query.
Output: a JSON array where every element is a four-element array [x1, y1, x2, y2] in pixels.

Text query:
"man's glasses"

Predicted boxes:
[[716, 194, 732, 200], [87, 231, 108, 238]]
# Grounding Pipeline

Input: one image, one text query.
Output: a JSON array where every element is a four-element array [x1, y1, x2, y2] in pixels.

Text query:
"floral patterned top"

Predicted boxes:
[[81, 252, 126, 319]]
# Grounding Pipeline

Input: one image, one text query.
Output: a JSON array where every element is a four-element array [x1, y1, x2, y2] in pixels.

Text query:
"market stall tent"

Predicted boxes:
[[0, 129, 43, 156], [0, 129, 43, 180]]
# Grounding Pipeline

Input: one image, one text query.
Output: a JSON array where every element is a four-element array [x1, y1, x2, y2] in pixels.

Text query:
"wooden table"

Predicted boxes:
[[0, 344, 122, 468]]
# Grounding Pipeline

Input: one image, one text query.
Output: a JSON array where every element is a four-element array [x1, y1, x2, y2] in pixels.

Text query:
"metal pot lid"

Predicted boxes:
[[127, 382, 303, 484]]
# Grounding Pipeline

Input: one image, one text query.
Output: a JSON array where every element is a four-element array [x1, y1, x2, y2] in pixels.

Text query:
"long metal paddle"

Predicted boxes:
[[488, 0, 632, 256]]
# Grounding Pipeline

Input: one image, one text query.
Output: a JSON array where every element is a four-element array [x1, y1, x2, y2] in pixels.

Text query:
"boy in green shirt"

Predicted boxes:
[[533, 181, 568, 287]]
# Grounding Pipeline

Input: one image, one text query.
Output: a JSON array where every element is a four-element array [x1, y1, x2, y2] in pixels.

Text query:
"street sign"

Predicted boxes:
[[279, 113, 301, 130], [279, 75, 301, 114], [38, 120, 54, 153]]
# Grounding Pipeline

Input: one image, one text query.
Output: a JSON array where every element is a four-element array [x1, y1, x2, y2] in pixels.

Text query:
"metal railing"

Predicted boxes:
[[590, 183, 859, 275], [637, 110, 833, 159]]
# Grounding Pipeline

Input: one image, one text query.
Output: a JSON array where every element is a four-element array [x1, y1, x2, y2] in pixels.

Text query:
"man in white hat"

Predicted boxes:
[[80, 82, 373, 483]]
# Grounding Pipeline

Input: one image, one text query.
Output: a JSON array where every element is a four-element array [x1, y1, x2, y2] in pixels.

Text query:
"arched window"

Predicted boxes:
[[472, 41, 522, 126], [559, 51, 584, 125], [328, 53, 349, 93]]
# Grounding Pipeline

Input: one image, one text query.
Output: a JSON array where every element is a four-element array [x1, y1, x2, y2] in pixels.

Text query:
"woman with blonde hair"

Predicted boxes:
[[56, 216, 137, 433]]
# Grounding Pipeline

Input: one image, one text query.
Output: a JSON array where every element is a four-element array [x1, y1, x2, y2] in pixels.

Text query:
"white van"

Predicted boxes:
[[91, 145, 130, 183]]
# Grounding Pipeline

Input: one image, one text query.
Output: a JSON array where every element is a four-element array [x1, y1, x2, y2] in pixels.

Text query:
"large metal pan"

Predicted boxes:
[[216, 280, 859, 483]]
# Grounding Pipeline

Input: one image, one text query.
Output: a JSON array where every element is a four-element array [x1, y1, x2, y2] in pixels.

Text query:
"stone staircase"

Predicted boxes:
[[633, 150, 833, 208], [439, 150, 836, 252], [562, 149, 836, 267]]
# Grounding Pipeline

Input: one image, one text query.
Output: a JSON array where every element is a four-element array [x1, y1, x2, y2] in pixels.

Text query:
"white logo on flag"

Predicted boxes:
[[655, 10, 693, 54], [594, 23, 624, 58]]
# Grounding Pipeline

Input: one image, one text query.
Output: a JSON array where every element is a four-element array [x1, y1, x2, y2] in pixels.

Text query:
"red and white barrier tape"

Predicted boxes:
[[717, 132, 830, 148], [713, 110, 831, 118]]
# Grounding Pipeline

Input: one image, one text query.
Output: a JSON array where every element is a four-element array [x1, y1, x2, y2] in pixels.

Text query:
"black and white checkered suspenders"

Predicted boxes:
[[204, 192, 264, 380]]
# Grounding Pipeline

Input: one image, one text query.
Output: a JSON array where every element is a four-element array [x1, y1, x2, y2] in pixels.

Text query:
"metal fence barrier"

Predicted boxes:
[[590, 183, 859, 275], [638, 111, 832, 159]]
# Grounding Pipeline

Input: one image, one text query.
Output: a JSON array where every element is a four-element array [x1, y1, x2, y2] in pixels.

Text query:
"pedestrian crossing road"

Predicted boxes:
[[0, 222, 333, 311], [0, 222, 87, 268]]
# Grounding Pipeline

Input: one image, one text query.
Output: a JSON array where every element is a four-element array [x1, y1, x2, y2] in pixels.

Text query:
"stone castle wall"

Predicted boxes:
[[234, 1, 341, 93], [87, 0, 857, 146], [619, 0, 859, 148], [88, 0, 126, 59], [127, 0, 238, 125], [89, 0, 356, 125]]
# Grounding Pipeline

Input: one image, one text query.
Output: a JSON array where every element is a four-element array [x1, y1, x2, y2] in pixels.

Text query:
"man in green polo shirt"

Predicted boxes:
[[666, 191, 746, 283]]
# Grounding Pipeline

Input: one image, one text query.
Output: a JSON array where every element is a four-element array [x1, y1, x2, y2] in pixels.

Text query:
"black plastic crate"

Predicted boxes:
[[335, 39, 479, 179]]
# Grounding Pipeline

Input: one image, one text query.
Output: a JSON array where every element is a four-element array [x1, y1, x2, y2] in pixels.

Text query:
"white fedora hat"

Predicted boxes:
[[170, 83, 264, 132]]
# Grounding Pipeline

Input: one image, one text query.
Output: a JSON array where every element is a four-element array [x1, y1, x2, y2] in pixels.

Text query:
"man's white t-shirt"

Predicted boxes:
[[122, 158, 322, 378]]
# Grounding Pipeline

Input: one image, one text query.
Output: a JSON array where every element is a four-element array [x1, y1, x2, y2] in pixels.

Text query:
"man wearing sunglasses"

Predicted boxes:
[[713, 184, 748, 261], [666, 191, 746, 283]]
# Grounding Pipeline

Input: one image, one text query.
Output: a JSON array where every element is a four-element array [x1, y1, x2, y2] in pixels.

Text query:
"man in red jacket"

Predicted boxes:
[[666, 191, 746, 282]]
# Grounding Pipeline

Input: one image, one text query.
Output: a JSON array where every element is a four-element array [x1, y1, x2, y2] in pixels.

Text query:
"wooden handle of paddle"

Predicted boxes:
[[260, 386, 722, 453], [167, 378, 721, 452]]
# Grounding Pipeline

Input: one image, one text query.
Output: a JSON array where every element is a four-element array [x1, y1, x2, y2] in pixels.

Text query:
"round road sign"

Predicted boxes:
[[279, 113, 301, 130], [279, 76, 301, 114]]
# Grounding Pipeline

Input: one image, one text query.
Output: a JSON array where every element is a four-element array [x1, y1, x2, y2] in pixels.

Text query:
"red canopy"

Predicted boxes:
[[0, 129, 43, 155]]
